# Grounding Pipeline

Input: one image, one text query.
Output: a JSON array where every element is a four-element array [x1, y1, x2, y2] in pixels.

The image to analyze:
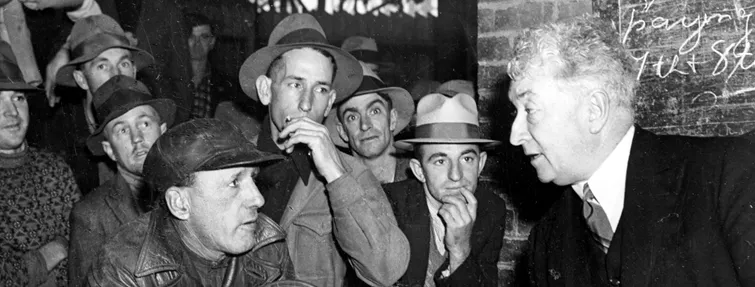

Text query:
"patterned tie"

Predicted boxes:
[[582, 184, 613, 253]]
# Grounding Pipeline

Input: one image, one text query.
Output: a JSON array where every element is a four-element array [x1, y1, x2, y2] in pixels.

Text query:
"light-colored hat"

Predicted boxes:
[[239, 14, 362, 103], [56, 14, 154, 87], [341, 36, 379, 63], [326, 62, 413, 148], [394, 92, 500, 151]]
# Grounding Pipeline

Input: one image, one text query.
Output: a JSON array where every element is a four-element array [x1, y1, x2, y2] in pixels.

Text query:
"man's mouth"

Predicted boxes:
[[3, 122, 21, 131], [360, 135, 379, 142], [133, 149, 149, 157], [527, 153, 543, 162]]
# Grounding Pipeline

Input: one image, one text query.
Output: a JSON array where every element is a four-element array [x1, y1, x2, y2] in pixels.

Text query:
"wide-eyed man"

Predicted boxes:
[[238, 13, 409, 287], [0, 40, 81, 286], [385, 92, 505, 286], [87, 118, 307, 286], [325, 62, 414, 183], [67, 75, 175, 286], [509, 15, 755, 286]]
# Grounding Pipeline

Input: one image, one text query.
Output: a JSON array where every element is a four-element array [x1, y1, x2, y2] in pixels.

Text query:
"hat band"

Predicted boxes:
[[276, 28, 328, 45], [95, 89, 152, 124], [350, 50, 379, 63], [355, 75, 386, 94], [415, 122, 480, 140], [0, 59, 26, 85], [71, 32, 132, 61]]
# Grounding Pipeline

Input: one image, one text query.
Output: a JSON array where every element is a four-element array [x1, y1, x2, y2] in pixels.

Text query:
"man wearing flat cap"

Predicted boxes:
[[67, 75, 174, 286], [385, 92, 506, 286], [0, 41, 81, 286], [326, 62, 414, 184], [87, 118, 308, 286], [239, 13, 409, 287]]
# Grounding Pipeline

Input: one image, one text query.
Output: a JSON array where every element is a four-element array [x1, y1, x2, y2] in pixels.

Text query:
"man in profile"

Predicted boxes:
[[87, 118, 306, 286], [509, 15, 755, 286]]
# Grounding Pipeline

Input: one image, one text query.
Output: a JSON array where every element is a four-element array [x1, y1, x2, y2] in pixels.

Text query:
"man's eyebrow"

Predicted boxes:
[[461, 148, 479, 156], [341, 106, 359, 117], [515, 89, 532, 99], [367, 99, 387, 108], [427, 152, 448, 160]]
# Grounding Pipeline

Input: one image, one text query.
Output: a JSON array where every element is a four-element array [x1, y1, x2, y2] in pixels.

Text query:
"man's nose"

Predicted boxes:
[[245, 181, 265, 208], [449, 161, 462, 182], [130, 128, 144, 144], [298, 90, 313, 112], [509, 113, 531, 146], [360, 117, 372, 131]]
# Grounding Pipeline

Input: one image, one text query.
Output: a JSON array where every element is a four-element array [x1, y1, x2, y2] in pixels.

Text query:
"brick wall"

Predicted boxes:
[[476, 0, 593, 285]]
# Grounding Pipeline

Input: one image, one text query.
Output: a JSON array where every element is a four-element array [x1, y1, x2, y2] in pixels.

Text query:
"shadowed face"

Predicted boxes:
[[74, 48, 137, 93]]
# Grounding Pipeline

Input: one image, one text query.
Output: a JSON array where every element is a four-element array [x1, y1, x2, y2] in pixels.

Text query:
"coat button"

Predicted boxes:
[[609, 278, 620, 286]]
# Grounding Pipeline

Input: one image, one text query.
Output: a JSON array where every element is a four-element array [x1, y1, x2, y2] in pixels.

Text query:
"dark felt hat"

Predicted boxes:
[[0, 41, 41, 91], [143, 118, 284, 194], [55, 14, 154, 87], [239, 13, 362, 103], [86, 75, 176, 156]]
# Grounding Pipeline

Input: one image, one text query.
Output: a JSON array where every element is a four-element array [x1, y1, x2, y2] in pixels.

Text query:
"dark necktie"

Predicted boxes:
[[582, 184, 613, 253]]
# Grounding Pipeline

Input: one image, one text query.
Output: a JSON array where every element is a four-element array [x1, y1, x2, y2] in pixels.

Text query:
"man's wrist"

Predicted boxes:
[[447, 245, 471, 274]]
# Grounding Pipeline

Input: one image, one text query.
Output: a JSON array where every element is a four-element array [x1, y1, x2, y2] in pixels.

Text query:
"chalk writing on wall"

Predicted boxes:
[[252, 0, 438, 17], [597, 0, 755, 136]]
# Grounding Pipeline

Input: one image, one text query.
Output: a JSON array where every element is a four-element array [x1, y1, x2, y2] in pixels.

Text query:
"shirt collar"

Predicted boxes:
[[571, 125, 635, 231], [425, 193, 446, 256]]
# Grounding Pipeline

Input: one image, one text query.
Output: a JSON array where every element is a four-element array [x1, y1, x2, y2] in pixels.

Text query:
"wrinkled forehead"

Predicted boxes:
[[339, 92, 386, 111]]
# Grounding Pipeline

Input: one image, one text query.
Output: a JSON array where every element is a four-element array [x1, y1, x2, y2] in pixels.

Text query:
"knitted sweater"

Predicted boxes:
[[0, 146, 81, 286]]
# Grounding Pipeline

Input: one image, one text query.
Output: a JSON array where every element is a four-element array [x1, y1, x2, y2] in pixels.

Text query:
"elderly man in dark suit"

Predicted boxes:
[[508, 15, 755, 286], [384, 91, 506, 286]]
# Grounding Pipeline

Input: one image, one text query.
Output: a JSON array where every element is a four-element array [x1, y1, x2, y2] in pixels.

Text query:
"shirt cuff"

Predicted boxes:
[[25, 250, 49, 286], [66, 0, 101, 22]]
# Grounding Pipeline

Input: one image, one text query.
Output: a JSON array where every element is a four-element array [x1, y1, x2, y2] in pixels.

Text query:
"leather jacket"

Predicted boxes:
[[86, 208, 295, 287]]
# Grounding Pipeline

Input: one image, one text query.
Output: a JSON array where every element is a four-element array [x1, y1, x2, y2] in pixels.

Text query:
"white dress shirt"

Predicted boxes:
[[571, 126, 635, 232], [426, 197, 447, 256]]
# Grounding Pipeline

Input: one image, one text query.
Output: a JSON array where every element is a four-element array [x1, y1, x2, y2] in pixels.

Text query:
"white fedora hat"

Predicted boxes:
[[394, 92, 500, 151]]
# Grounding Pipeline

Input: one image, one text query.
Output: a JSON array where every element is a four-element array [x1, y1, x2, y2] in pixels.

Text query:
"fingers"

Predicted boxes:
[[459, 188, 478, 220], [279, 117, 326, 139], [439, 196, 472, 226]]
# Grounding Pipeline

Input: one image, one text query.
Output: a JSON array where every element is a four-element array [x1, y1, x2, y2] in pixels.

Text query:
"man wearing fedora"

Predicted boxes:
[[0, 40, 81, 286], [341, 36, 380, 75], [239, 13, 409, 287], [87, 118, 309, 287], [385, 92, 506, 286], [327, 62, 415, 184], [67, 75, 174, 286]]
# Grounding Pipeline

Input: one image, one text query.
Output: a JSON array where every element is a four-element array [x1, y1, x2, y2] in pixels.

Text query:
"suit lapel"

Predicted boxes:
[[104, 175, 140, 225], [617, 127, 686, 285], [401, 181, 432, 285]]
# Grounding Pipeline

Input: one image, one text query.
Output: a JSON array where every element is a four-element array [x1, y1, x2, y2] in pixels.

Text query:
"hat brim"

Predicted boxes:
[[394, 138, 502, 151], [0, 81, 42, 91], [86, 99, 176, 156], [56, 46, 155, 87], [196, 145, 284, 172], [239, 42, 363, 103], [325, 86, 414, 148]]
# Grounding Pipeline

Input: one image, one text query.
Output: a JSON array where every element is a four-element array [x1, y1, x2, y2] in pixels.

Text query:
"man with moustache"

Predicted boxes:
[[87, 118, 307, 286], [67, 75, 174, 286], [239, 13, 409, 286], [0, 41, 81, 286], [509, 15, 755, 286], [325, 62, 414, 183], [384, 92, 505, 286]]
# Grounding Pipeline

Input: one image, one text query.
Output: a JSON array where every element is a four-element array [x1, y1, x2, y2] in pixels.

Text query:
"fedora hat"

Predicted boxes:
[[341, 36, 379, 63], [325, 61, 413, 148], [86, 75, 176, 156], [55, 14, 154, 87], [436, 79, 474, 98], [239, 13, 362, 103], [408, 79, 440, 102], [394, 92, 500, 151], [0, 41, 40, 91]]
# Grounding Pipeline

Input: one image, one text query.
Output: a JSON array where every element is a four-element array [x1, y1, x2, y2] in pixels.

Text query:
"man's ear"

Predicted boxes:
[[336, 122, 350, 143], [255, 75, 273, 106], [323, 89, 337, 116], [587, 89, 610, 134], [478, 151, 488, 176], [389, 108, 398, 132], [101, 141, 116, 162], [165, 186, 191, 220], [73, 70, 90, 91], [409, 158, 426, 183], [160, 122, 167, 133]]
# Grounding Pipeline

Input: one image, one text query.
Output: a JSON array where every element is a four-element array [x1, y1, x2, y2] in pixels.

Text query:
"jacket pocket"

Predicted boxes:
[[291, 208, 333, 237]]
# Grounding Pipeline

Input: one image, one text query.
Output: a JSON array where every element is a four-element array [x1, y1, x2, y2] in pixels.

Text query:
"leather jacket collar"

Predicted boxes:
[[132, 208, 287, 277]]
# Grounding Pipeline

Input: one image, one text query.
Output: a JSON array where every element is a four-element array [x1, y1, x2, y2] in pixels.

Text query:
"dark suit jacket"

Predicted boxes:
[[68, 174, 149, 287], [528, 127, 755, 286], [384, 178, 506, 287]]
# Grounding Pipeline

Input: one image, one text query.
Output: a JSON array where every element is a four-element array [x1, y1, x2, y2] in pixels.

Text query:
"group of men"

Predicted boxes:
[[2, 6, 755, 287], [1, 9, 507, 287]]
